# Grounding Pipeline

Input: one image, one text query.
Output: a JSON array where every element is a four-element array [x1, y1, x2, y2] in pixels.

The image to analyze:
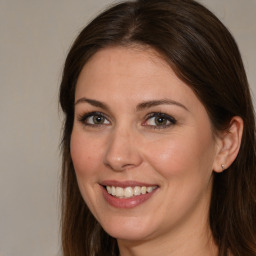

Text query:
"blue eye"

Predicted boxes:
[[78, 112, 110, 126], [144, 113, 176, 128]]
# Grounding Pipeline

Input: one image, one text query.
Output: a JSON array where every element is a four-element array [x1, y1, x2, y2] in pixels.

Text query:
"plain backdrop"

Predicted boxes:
[[0, 0, 255, 255]]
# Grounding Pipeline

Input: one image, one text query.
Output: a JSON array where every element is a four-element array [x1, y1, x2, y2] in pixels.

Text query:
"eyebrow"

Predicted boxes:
[[136, 99, 188, 112], [75, 97, 188, 112], [75, 98, 110, 111]]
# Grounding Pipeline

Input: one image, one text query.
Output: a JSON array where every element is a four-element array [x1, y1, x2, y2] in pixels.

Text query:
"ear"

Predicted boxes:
[[213, 116, 243, 173]]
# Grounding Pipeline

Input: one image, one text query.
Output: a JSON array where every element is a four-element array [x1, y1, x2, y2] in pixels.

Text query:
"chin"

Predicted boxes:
[[100, 216, 156, 241]]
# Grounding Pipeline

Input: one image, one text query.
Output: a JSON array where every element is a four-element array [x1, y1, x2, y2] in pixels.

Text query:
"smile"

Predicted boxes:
[[101, 181, 159, 208], [106, 185, 158, 198]]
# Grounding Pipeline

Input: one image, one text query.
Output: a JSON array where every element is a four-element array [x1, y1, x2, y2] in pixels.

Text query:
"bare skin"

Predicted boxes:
[[71, 46, 242, 256]]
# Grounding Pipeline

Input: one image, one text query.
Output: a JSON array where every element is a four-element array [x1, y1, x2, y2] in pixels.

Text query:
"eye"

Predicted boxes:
[[78, 112, 110, 126], [144, 113, 176, 128], [87, 115, 109, 125]]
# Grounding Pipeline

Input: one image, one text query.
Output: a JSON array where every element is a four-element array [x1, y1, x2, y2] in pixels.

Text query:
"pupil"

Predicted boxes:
[[156, 117, 166, 125], [94, 116, 103, 124]]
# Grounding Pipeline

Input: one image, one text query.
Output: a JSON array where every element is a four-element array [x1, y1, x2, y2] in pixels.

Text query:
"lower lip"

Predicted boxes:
[[101, 186, 158, 209]]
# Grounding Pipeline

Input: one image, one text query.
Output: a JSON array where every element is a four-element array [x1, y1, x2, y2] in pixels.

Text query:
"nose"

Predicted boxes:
[[103, 126, 143, 172]]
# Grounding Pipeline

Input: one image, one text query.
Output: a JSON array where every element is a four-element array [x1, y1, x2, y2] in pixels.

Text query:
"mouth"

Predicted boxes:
[[104, 185, 158, 199], [100, 180, 159, 208]]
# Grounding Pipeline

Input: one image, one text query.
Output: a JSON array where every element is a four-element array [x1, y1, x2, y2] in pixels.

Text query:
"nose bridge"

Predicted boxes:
[[103, 123, 142, 171]]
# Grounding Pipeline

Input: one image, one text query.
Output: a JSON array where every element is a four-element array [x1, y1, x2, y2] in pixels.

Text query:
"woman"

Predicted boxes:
[[59, 0, 256, 255]]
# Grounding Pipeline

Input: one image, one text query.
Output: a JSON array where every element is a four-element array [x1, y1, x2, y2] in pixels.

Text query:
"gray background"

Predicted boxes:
[[0, 0, 255, 255]]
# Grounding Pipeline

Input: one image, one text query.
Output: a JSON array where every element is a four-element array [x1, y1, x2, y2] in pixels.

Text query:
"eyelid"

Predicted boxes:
[[77, 111, 176, 129], [78, 111, 111, 125], [143, 112, 177, 128]]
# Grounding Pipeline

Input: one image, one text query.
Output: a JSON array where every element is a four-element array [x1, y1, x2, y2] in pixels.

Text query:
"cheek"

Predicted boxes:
[[70, 131, 102, 179], [143, 129, 216, 181], [145, 139, 194, 182]]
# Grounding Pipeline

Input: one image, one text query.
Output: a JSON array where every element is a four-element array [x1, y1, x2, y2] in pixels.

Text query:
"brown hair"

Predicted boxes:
[[59, 0, 256, 255]]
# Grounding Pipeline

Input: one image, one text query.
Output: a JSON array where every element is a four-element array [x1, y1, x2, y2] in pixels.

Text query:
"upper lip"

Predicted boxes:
[[100, 180, 158, 188]]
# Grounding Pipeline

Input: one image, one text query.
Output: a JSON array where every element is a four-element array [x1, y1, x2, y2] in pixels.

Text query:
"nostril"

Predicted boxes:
[[104, 161, 138, 172], [103, 133, 143, 171]]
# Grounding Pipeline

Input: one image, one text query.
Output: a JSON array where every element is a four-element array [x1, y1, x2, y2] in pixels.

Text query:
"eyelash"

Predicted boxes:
[[78, 111, 110, 127], [77, 111, 177, 129], [144, 112, 177, 129]]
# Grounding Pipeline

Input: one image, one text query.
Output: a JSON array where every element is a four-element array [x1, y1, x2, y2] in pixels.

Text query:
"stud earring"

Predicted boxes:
[[221, 164, 225, 171]]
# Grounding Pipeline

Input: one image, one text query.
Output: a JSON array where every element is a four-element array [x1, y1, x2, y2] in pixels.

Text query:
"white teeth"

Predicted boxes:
[[134, 186, 141, 196], [105, 185, 157, 198], [115, 187, 124, 197], [147, 187, 153, 193], [111, 186, 116, 196], [141, 186, 146, 194], [107, 186, 111, 193], [124, 187, 133, 198]]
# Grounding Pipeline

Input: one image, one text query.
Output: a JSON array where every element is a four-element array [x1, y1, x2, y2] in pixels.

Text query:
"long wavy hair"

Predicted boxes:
[[59, 0, 256, 255]]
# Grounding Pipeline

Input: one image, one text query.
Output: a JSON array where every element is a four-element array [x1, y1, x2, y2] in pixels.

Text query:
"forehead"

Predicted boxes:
[[78, 46, 171, 82], [75, 46, 194, 103]]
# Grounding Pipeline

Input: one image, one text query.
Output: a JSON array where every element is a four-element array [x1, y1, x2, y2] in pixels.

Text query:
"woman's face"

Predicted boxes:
[[71, 46, 220, 243]]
